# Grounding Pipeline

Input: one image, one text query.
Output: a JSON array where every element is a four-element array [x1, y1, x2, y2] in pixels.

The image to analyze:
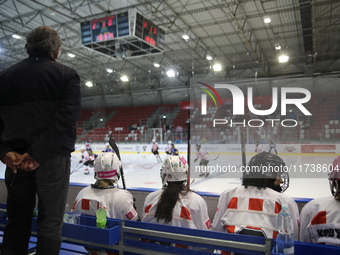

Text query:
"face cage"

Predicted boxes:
[[280, 172, 289, 193], [329, 177, 339, 196]]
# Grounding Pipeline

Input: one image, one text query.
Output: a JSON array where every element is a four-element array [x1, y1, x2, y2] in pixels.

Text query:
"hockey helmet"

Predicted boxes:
[[94, 152, 121, 181], [168, 140, 172, 144], [160, 156, 188, 183], [329, 155, 340, 196], [244, 152, 289, 193], [195, 144, 201, 150], [152, 139, 156, 142]]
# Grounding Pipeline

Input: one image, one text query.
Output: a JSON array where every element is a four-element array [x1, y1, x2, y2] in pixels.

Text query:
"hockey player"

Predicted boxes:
[[80, 148, 96, 175], [104, 142, 113, 153], [71, 152, 138, 254], [299, 155, 340, 245], [143, 156, 211, 233], [151, 139, 162, 162], [165, 141, 172, 155], [269, 140, 278, 155], [170, 143, 179, 156], [194, 144, 210, 177], [85, 137, 92, 150], [255, 141, 265, 153], [212, 152, 299, 251]]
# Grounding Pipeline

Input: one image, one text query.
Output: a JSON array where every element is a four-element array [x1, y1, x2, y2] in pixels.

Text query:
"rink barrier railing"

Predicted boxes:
[[1, 204, 340, 255]]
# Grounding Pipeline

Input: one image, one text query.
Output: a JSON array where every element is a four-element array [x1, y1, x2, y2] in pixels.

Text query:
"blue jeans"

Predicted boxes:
[[1, 155, 70, 255]]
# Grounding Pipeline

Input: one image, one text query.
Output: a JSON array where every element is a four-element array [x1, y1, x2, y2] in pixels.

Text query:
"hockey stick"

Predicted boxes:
[[109, 135, 127, 190], [210, 154, 220, 161], [141, 152, 152, 158], [70, 162, 82, 175]]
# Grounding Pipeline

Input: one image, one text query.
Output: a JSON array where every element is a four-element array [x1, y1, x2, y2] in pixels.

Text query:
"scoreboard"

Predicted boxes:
[[81, 11, 129, 45], [134, 12, 165, 50], [80, 10, 165, 57]]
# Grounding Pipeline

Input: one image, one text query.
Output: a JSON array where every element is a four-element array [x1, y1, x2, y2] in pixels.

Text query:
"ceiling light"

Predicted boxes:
[[12, 34, 21, 39], [85, 81, 93, 87], [120, 75, 129, 82], [182, 34, 189, 40], [106, 68, 113, 73], [213, 63, 222, 72], [264, 17, 271, 24], [68, 53, 75, 58], [166, 70, 175, 77], [206, 55, 213, 61], [153, 62, 160, 68], [278, 55, 289, 63], [275, 44, 281, 50]]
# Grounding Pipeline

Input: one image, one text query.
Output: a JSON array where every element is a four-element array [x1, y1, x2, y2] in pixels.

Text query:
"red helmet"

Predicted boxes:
[[329, 155, 340, 196]]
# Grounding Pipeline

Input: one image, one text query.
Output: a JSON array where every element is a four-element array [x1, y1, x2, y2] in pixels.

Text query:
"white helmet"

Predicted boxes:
[[80, 146, 85, 151], [161, 156, 188, 183], [168, 141, 172, 144], [105, 142, 110, 147], [152, 139, 156, 142], [94, 153, 121, 181]]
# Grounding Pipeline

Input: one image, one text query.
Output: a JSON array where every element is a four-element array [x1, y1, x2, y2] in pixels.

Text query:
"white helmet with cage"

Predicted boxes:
[[329, 155, 340, 196], [94, 152, 121, 181], [160, 156, 188, 183], [168, 140, 172, 144]]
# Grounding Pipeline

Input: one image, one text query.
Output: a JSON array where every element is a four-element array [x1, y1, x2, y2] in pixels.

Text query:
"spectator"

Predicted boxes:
[[201, 137, 207, 144], [212, 152, 299, 252], [299, 155, 340, 245], [175, 137, 181, 144], [0, 26, 81, 255], [176, 125, 183, 133]]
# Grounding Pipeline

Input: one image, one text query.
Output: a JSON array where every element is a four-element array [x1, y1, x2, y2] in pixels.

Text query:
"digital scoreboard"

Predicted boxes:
[[81, 11, 129, 45], [80, 10, 165, 58], [134, 12, 165, 50]]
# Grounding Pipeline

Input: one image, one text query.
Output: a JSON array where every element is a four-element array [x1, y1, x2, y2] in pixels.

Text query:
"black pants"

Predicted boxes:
[[1, 155, 70, 255]]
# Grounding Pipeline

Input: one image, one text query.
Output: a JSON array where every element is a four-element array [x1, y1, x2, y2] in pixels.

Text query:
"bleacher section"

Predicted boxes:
[[78, 104, 178, 143], [76, 93, 340, 144]]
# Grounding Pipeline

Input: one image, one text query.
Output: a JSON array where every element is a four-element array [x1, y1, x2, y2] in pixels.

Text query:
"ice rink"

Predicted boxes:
[[0, 152, 334, 200]]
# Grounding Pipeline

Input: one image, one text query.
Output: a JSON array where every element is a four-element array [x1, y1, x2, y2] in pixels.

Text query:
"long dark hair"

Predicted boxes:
[[155, 181, 188, 223]]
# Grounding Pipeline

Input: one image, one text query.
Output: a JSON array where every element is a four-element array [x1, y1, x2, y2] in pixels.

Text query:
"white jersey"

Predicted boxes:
[[299, 196, 340, 245], [71, 186, 138, 221], [196, 148, 210, 161], [142, 189, 211, 231], [85, 141, 91, 150], [270, 143, 276, 149], [151, 142, 159, 152], [255, 144, 265, 153], [82, 150, 95, 164], [165, 144, 171, 153], [212, 186, 300, 241]]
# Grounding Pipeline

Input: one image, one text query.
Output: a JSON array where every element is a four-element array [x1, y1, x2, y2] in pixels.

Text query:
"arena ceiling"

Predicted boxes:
[[0, 0, 339, 109]]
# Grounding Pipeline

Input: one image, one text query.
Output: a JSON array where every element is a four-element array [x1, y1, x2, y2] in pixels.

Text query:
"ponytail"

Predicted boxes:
[[155, 182, 188, 223]]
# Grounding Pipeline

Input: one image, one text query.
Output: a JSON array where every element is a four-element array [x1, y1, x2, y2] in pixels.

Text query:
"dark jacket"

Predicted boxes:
[[0, 52, 81, 163]]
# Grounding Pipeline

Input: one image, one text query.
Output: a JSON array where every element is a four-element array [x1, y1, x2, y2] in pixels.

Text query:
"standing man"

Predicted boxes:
[[0, 26, 81, 255]]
